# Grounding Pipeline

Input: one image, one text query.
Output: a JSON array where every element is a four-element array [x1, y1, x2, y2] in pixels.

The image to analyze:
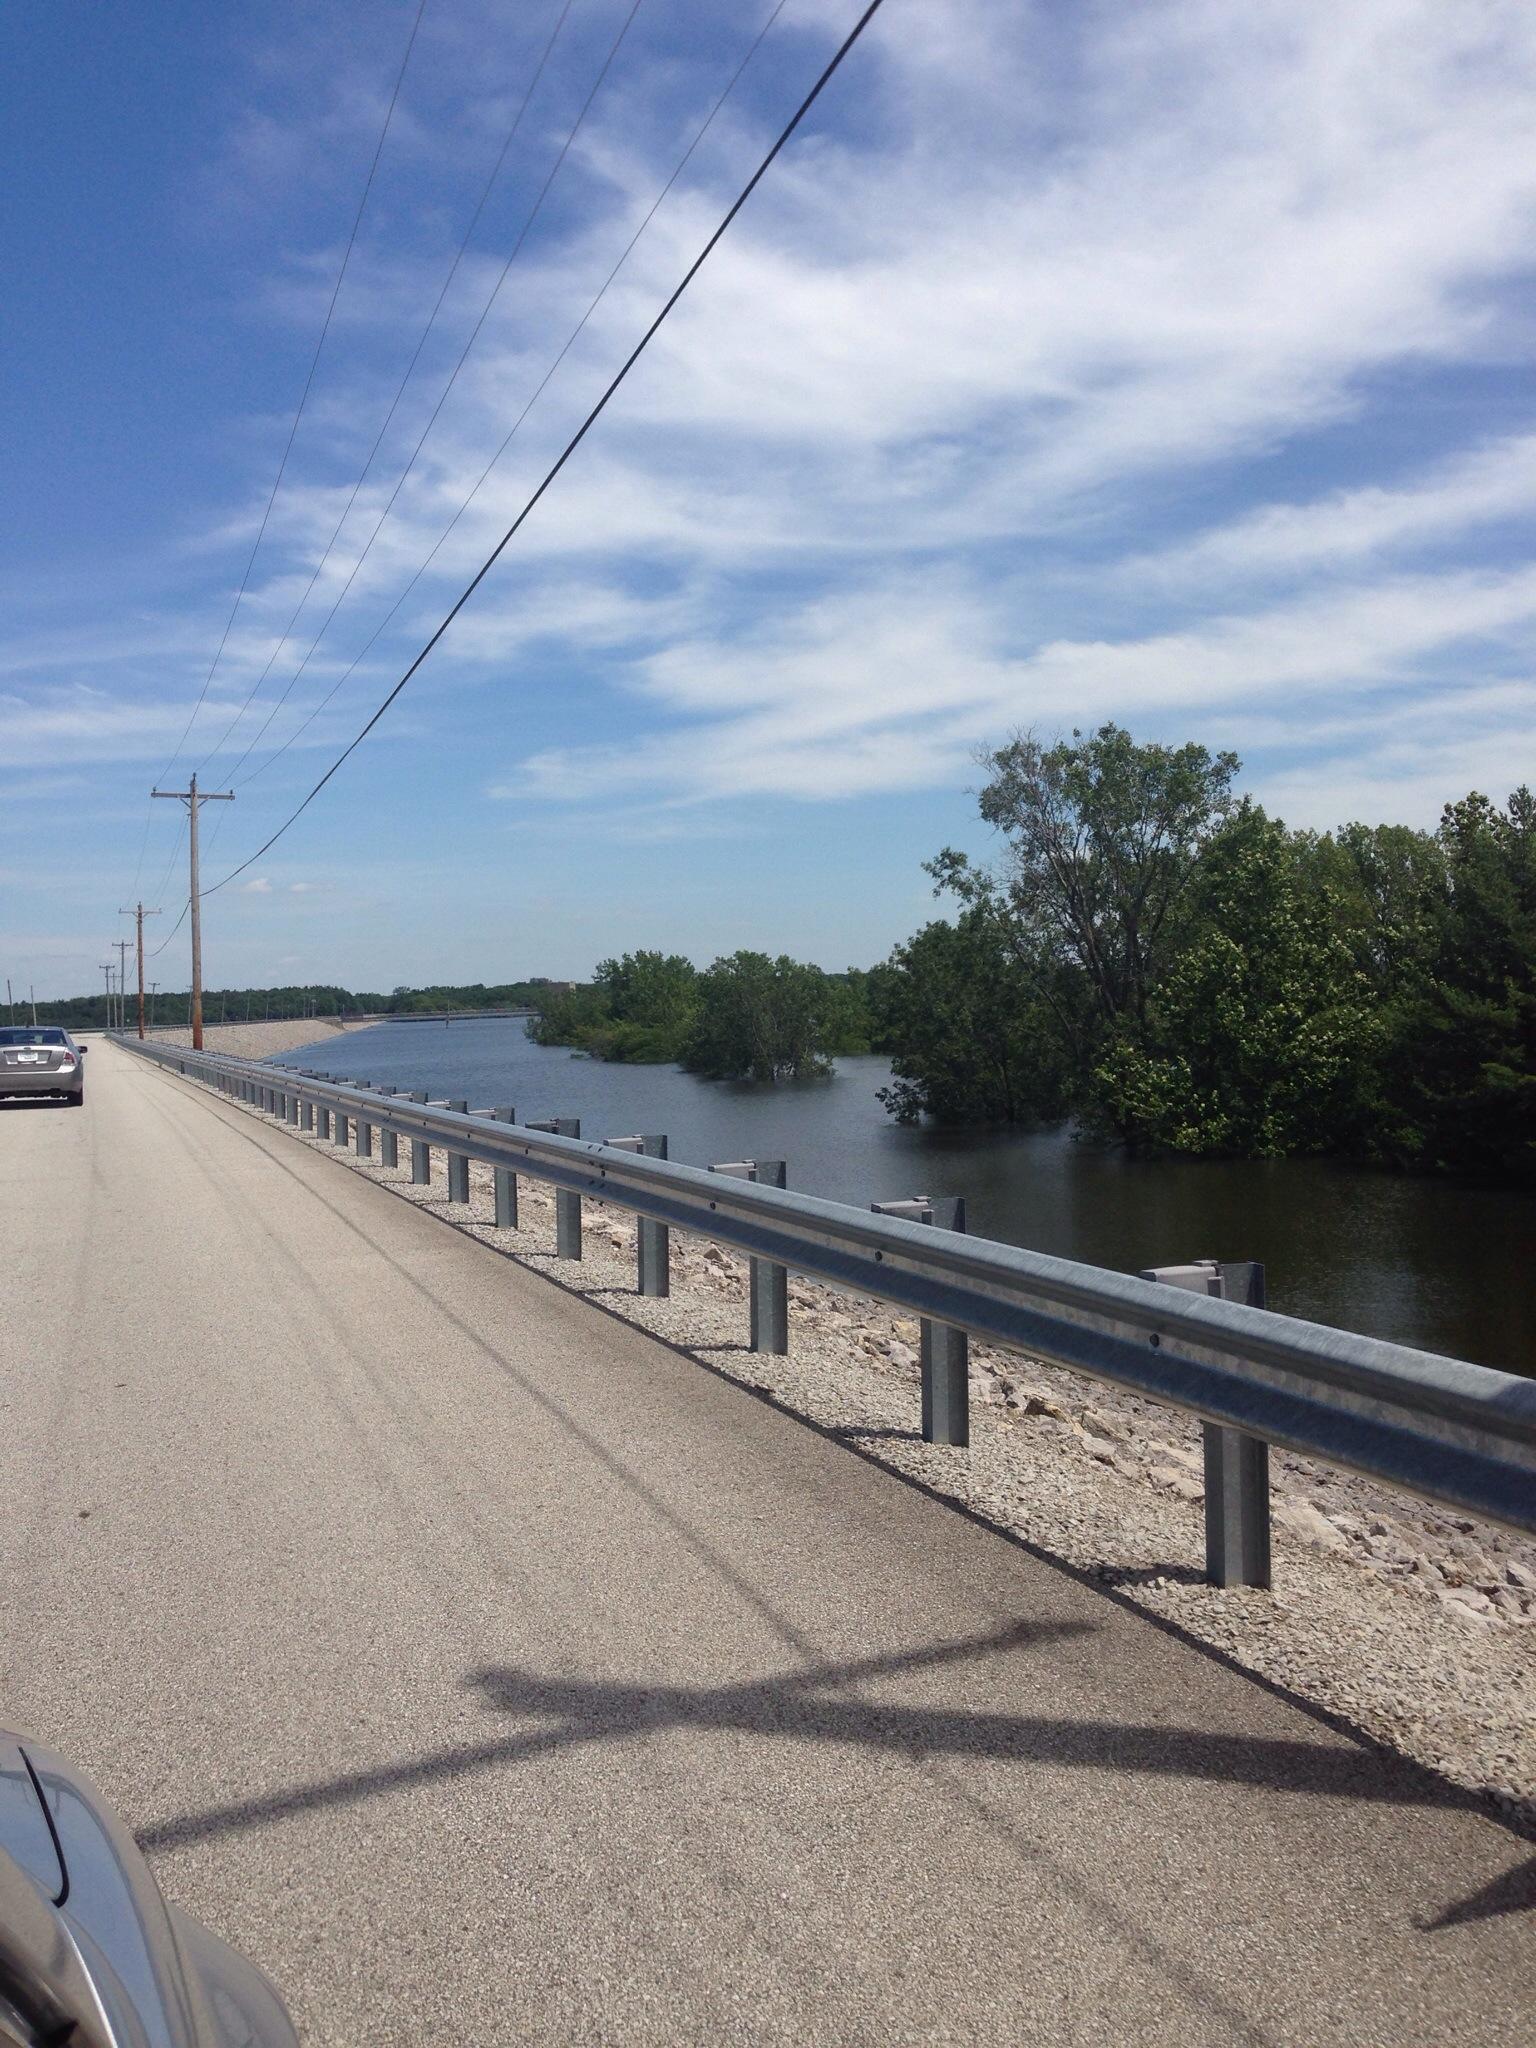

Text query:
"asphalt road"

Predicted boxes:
[[2, 1040, 1531, 2045]]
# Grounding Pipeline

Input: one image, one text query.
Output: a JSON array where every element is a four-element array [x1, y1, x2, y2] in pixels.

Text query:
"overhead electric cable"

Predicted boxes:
[[131, 0, 429, 894], [147, 896, 190, 958], [205, 0, 889, 896], [203, 0, 647, 791], [146, 814, 188, 916], [235, 0, 791, 793], [190, 0, 579, 780], [160, 0, 430, 779]]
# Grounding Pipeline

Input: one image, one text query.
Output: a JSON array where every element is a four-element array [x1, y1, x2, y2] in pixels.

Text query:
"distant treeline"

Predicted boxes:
[[531, 953, 883, 1081], [534, 726, 1535, 1184], [23, 979, 566, 1033]]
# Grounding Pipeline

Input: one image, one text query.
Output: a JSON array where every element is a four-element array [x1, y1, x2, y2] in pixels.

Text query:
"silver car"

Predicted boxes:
[[2, 1730, 299, 2046], [0, 1027, 85, 1105]]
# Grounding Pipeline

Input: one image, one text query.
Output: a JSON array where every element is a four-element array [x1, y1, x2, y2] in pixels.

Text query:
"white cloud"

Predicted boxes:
[[240, 877, 273, 895], [504, 561, 1536, 818], [0, 686, 209, 769], [1126, 432, 1536, 587]]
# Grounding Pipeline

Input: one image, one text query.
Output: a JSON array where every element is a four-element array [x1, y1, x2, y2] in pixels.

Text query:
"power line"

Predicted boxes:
[[189, 0, 580, 782], [129, 0, 430, 888], [233, 0, 792, 796], [205, 0, 649, 795], [206, 0, 890, 898], [148, 897, 190, 960]]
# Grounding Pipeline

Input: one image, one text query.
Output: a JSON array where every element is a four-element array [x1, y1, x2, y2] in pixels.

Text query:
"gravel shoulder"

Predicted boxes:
[[243, 1091, 1536, 1834]]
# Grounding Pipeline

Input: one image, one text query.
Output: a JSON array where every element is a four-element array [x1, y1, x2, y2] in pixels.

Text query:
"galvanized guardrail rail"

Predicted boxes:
[[115, 1035, 1536, 1584]]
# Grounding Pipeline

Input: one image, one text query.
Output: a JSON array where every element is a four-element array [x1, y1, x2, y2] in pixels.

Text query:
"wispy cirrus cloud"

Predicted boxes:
[[1123, 432, 1536, 588], [503, 560, 1536, 813]]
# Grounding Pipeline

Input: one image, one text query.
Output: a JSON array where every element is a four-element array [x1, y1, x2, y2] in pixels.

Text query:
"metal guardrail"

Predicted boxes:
[[113, 1035, 1536, 1583]]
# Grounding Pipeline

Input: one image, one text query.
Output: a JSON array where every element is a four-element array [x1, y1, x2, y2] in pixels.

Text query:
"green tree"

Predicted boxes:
[[1094, 806, 1378, 1155], [930, 723, 1240, 1084], [528, 983, 612, 1049], [589, 951, 699, 1061], [683, 952, 839, 1081], [876, 909, 1070, 1124], [1377, 788, 1536, 1178]]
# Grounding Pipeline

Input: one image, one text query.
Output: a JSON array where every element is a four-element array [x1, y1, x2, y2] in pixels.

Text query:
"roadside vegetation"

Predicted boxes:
[[880, 727, 1534, 1182], [534, 726, 1534, 1183], [530, 950, 879, 1081]]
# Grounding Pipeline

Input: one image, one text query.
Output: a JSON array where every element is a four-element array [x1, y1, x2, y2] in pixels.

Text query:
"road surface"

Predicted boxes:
[[2, 1039, 1531, 2045]]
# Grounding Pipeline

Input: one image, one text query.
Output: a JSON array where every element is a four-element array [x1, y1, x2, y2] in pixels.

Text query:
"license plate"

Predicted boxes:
[[17, 1053, 41, 1063]]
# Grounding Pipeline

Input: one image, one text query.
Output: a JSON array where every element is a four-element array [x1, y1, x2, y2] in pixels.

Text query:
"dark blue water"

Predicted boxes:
[[274, 1015, 1536, 1375]]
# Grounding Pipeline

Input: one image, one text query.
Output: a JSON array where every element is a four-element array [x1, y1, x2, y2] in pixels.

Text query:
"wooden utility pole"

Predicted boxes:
[[119, 902, 161, 1039], [112, 939, 131, 1034], [151, 774, 233, 1051], [100, 963, 114, 1030]]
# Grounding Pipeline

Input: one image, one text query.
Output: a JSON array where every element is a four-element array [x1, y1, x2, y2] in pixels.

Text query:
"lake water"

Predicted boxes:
[[273, 1014, 1536, 1376]]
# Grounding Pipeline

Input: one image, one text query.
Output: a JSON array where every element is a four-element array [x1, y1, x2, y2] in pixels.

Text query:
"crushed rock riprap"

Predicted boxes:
[[145, 1018, 378, 1061], [242, 1090, 1536, 1834]]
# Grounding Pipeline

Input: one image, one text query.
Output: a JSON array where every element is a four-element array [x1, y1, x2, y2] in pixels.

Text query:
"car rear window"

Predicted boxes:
[[0, 1027, 69, 1046]]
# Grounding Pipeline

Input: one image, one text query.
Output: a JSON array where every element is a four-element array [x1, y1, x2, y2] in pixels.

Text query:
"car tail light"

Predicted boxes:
[[58, 1055, 76, 1070]]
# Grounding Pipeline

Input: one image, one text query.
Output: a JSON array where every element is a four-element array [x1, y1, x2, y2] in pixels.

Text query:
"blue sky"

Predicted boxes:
[[4, 0, 1535, 1001]]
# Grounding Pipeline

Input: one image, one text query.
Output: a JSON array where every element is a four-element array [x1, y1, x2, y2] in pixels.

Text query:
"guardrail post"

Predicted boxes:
[[526, 1118, 581, 1257], [606, 1136, 669, 1295], [447, 1101, 471, 1204], [491, 1107, 518, 1227], [709, 1160, 789, 1353], [409, 1091, 431, 1183], [300, 1082, 314, 1131], [872, 1196, 969, 1446], [378, 1087, 399, 1167], [334, 1084, 350, 1148], [1141, 1259, 1271, 1590], [288, 1087, 300, 1126], [355, 1086, 374, 1159]]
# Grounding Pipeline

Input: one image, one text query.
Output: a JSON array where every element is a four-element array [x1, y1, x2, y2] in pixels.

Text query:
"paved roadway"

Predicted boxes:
[[2, 1040, 1531, 2046]]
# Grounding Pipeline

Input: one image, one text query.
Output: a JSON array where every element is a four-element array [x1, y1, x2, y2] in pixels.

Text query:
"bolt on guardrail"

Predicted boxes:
[[408, 1092, 431, 1183], [708, 1161, 789, 1353], [873, 1197, 970, 1447], [525, 1119, 581, 1256], [489, 1106, 518, 1227], [607, 1136, 670, 1296], [377, 1086, 398, 1165], [446, 1101, 471, 1204], [1142, 1259, 1271, 1588]]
